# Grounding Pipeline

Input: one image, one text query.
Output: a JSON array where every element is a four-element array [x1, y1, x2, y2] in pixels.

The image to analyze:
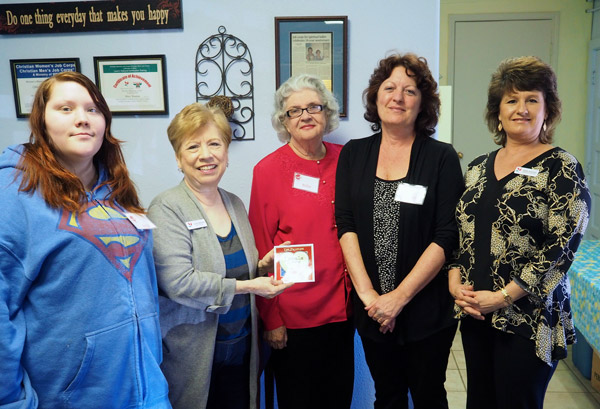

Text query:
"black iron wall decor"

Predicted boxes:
[[196, 26, 255, 141]]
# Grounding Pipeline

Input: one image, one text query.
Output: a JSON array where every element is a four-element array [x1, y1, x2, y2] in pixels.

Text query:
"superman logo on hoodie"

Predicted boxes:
[[58, 201, 149, 282]]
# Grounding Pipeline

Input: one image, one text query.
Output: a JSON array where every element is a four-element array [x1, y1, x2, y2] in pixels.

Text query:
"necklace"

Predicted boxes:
[[288, 140, 326, 160]]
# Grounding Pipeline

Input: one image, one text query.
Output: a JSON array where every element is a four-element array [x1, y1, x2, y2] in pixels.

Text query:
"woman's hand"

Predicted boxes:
[[236, 277, 293, 298], [357, 288, 397, 333], [264, 325, 287, 349], [258, 241, 291, 276], [365, 291, 406, 333], [251, 277, 294, 299], [449, 267, 483, 320], [453, 287, 483, 320], [458, 289, 505, 316], [379, 319, 396, 334], [450, 282, 480, 316], [448, 268, 469, 300], [453, 288, 506, 320], [357, 288, 380, 309]]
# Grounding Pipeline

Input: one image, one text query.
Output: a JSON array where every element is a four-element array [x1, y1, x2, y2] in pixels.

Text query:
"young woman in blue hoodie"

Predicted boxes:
[[0, 72, 171, 409]]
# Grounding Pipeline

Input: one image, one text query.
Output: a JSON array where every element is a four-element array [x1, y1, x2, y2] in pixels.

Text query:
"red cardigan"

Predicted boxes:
[[249, 142, 352, 331]]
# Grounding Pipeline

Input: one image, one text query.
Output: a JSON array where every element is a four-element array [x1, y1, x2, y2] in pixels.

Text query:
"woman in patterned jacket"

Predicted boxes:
[[449, 56, 591, 409]]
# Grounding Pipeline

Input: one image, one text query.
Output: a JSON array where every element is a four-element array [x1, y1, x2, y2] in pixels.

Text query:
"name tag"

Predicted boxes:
[[123, 212, 157, 230], [292, 172, 319, 194], [186, 219, 208, 230], [394, 183, 427, 205], [514, 166, 539, 177]]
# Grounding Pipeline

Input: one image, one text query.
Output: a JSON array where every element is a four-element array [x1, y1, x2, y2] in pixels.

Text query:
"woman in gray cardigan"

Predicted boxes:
[[148, 103, 292, 409]]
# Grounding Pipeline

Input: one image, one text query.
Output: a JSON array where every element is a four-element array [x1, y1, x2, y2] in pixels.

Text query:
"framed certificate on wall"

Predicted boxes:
[[275, 16, 348, 117], [94, 54, 168, 115], [10, 58, 81, 118]]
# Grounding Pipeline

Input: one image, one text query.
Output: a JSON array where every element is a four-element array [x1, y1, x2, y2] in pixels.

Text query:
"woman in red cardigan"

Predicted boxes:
[[249, 74, 353, 409]]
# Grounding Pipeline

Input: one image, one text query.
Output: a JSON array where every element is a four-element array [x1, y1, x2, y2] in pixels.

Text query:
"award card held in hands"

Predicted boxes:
[[274, 244, 315, 283]]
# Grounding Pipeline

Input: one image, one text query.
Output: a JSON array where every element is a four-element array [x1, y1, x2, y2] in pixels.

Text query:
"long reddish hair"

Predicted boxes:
[[18, 71, 144, 213]]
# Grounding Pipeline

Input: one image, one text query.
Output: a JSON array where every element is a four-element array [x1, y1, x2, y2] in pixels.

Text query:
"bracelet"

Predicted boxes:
[[500, 287, 513, 306]]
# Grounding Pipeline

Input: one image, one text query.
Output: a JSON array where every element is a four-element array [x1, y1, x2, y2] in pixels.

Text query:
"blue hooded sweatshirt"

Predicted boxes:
[[0, 145, 171, 409]]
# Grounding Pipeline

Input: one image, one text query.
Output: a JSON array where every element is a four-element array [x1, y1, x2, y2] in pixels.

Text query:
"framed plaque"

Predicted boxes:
[[10, 58, 81, 118], [275, 16, 348, 116], [94, 54, 168, 115]]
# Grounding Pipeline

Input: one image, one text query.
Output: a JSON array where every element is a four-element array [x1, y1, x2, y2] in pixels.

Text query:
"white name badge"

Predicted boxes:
[[123, 212, 157, 230], [186, 219, 208, 230], [394, 183, 428, 205], [514, 166, 539, 177], [292, 172, 319, 194]]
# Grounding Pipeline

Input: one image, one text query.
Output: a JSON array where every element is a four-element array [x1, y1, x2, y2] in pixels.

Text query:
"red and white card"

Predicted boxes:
[[274, 244, 315, 283]]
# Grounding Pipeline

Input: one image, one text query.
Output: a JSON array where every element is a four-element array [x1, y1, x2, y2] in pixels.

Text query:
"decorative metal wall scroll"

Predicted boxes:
[[196, 26, 255, 141]]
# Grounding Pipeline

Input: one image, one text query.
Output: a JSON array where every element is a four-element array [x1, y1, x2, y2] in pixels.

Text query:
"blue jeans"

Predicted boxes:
[[207, 335, 251, 409]]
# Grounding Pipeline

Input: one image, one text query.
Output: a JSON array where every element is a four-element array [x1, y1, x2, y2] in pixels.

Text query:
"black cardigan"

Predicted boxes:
[[335, 133, 464, 344]]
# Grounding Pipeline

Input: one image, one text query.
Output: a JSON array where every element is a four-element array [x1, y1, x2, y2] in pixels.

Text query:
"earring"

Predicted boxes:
[[498, 122, 503, 132], [177, 167, 183, 173], [543, 121, 547, 132]]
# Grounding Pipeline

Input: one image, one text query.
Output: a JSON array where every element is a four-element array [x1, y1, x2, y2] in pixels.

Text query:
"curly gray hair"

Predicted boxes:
[[272, 74, 340, 142]]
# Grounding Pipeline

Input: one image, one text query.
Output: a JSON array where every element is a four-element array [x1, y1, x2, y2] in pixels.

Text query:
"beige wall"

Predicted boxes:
[[440, 0, 592, 162]]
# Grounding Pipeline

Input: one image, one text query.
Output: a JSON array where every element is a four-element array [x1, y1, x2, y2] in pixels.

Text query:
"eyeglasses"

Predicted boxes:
[[285, 104, 324, 118]]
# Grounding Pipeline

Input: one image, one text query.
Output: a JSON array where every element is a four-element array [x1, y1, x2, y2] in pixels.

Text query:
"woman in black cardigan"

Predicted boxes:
[[335, 53, 464, 409]]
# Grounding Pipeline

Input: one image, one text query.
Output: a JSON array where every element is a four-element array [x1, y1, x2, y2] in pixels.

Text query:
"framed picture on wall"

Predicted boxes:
[[10, 58, 81, 118], [93, 55, 168, 115], [275, 16, 348, 117]]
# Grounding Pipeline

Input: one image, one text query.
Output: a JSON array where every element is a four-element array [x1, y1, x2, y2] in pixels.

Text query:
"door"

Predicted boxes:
[[449, 13, 559, 170], [585, 39, 600, 239]]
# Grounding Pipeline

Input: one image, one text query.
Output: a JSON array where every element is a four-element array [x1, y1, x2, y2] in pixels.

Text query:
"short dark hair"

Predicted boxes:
[[485, 56, 561, 146], [363, 53, 440, 137]]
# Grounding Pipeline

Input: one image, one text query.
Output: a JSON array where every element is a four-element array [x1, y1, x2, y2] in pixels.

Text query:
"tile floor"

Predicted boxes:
[[446, 332, 600, 409]]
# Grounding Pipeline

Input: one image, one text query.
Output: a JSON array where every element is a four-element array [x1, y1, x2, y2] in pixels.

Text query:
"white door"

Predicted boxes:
[[585, 39, 600, 239], [449, 13, 558, 170]]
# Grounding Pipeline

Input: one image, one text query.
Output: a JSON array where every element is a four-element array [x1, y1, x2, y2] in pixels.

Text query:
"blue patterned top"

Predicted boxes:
[[216, 223, 251, 342]]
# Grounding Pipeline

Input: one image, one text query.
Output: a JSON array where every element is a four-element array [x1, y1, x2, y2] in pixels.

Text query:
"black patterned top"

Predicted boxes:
[[373, 178, 403, 294], [451, 147, 591, 364]]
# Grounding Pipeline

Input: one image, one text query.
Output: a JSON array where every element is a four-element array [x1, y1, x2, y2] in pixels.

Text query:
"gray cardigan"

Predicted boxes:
[[148, 181, 259, 409]]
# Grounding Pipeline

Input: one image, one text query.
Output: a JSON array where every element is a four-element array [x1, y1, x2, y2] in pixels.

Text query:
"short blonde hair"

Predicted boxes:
[[167, 103, 232, 155]]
